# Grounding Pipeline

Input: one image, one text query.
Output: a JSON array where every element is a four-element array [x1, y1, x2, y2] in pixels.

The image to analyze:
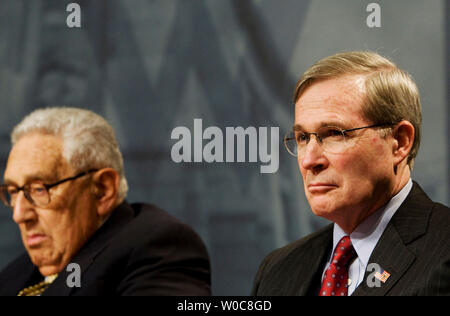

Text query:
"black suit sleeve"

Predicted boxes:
[[116, 220, 211, 296], [426, 253, 450, 296]]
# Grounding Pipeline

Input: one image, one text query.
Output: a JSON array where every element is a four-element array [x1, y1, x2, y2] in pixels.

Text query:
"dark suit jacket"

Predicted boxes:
[[0, 202, 211, 296], [252, 182, 450, 296]]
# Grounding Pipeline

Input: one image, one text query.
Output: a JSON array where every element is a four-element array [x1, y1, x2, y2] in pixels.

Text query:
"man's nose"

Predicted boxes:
[[12, 191, 36, 224], [300, 137, 328, 171]]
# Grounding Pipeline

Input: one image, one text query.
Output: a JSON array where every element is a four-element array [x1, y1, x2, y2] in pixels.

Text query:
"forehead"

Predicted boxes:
[[294, 75, 369, 129], [4, 133, 69, 185]]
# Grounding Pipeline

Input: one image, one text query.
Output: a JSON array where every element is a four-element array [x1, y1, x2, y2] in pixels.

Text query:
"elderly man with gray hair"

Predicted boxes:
[[0, 107, 211, 296]]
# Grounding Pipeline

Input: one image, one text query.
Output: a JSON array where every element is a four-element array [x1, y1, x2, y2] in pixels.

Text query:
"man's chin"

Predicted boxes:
[[311, 207, 335, 220], [38, 265, 63, 277], [308, 193, 334, 209], [308, 197, 340, 220], [28, 250, 63, 276]]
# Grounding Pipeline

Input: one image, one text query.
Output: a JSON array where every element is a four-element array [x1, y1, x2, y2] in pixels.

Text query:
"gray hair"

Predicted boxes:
[[11, 107, 128, 201]]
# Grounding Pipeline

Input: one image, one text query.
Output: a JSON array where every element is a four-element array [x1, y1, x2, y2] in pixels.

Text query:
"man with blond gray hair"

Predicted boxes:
[[0, 107, 211, 296], [252, 51, 450, 296]]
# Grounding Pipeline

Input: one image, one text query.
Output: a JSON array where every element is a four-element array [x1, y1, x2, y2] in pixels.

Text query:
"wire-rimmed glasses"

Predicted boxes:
[[283, 124, 393, 157]]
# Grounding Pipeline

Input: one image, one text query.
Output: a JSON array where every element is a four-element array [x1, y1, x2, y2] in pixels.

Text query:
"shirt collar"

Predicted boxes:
[[332, 178, 413, 268]]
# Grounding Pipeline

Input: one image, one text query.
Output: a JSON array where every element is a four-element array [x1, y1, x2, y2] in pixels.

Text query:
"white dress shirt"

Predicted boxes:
[[321, 179, 413, 295]]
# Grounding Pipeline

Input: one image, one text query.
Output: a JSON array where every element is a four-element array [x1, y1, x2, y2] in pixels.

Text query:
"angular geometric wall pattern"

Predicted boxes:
[[0, 0, 447, 295]]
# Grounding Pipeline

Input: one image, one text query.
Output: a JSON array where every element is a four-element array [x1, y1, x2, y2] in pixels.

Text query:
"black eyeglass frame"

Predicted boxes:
[[0, 169, 99, 208]]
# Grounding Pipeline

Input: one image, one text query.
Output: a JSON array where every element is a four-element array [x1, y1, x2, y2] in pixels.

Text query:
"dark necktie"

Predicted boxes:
[[319, 236, 357, 296]]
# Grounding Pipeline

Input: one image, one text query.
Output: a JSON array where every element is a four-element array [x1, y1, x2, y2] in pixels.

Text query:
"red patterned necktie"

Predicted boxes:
[[319, 236, 357, 296]]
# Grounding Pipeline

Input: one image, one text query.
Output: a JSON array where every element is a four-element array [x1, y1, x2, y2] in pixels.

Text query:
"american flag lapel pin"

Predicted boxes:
[[374, 268, 391, 283]]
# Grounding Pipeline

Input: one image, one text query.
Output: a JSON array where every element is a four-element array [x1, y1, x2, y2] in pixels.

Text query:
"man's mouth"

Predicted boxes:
[[308, 183, 338, 193], [26, 233, 48, 247]]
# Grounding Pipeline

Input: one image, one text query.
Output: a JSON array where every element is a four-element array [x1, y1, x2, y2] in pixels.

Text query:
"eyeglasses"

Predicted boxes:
[[0, 169, 98, 209], [283, 124, 393, 157]]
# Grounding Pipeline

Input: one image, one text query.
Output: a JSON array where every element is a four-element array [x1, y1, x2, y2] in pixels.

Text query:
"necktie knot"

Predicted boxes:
[[331, 236, 356, 267], [17, 274, 58, 296], [319, 236, 357, 296]]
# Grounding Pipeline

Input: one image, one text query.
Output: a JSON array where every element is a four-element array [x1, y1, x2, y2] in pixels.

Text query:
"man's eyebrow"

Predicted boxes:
[[293, 124, 304, 132], [293, 121, 349, 132], [2, 179, 16, 186], [3, 173, 59, 186]]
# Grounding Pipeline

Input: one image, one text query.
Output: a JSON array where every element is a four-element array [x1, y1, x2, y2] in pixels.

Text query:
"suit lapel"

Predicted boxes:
[[295, 228, 333, 295], [273, 224, 333, 296], [352, 182, 432, 296], [351, 223, 415, 296], [0, 253, 43, 296], [43, 202, 135, 296], [257, 224, 333, 296]]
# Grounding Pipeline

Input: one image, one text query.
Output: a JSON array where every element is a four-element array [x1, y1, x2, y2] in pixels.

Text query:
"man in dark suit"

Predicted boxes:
[[252, 51, 450, 296], [0, 107, 211, 296]]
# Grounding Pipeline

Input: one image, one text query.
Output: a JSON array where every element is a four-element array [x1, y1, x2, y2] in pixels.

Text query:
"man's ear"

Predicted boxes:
[[391, 120, 415, 168], [91, 168, 120, 218]]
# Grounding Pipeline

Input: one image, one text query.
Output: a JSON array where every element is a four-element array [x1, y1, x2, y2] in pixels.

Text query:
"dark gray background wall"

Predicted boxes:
[[0, 0, 448, 295]]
